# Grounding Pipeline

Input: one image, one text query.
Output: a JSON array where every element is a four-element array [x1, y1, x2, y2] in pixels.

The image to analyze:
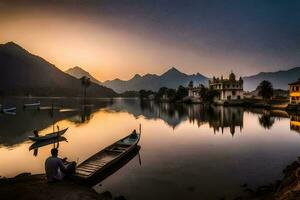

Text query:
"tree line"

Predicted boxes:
[[139, 80, 276, 103]]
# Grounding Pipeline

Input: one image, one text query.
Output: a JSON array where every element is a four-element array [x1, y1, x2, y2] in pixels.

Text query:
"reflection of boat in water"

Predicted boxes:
[[29, 136, 67, 150], [24, 101, 40, 109], [28, 128, 68, 142], [72, 129, 141, 183]]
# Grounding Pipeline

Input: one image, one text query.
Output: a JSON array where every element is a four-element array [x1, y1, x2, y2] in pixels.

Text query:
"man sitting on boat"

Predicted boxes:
[[45, 148, 76, 182], [129, 129, 138, 139], [33, 130, 39, 137]]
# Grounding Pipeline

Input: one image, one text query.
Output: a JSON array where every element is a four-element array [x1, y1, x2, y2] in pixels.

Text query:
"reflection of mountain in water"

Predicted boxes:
[[109, 99, 244, 135], [0, 98, 110, 147], [109, 98, 188, 128]]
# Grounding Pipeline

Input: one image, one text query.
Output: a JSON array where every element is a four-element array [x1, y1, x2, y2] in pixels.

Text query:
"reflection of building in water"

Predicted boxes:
[[187, 105, 244, 136], [209, 106, 244, 136], [290, 114, 300, 133], [187, 104, 210, 127], [209, 72, 244, 105]]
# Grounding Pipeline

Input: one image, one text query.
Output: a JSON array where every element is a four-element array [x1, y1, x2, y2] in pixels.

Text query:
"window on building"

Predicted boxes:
[[232, 91, 236, 96], [296, 86, 299, 91]]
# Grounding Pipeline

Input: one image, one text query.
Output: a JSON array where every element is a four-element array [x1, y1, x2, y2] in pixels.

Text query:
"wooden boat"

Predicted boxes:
[[2, 106, 17, 113], [29, 136, 67, 150], [24, 101, 40, 108], [28, 128, 68, 142], [72, 129, 141, 181]]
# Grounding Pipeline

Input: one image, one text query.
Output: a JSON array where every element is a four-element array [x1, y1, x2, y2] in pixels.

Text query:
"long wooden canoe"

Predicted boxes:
[[72, 130, 141, 181], [28, 128, 68, 142]]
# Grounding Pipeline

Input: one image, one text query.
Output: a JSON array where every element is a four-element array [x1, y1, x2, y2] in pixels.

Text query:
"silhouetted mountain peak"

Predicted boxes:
[[0, 41, 29, 55], [132, 74, 141, 79], [65, 66, 102, 84], [162, 67, 185, 77], [71, 66, 83, 71], [0, 42, 116, 97]]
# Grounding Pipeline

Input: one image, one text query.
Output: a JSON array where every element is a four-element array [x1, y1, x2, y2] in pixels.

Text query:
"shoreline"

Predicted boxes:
[[0, 173, 125, 200], [2, 158, 300, 200], [239, 158, 300, 200]]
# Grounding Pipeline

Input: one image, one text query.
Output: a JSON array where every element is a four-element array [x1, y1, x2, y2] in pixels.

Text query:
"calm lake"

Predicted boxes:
[[0, 97, 300, 199]]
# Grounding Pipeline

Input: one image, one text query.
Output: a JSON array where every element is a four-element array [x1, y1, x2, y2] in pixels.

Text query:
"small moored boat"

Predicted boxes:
[[2, 106, 17, 113], [24, 101, 40, 108], [72, 128, 141, 181], [28, 128, 68, 142], [2, 106, 17, 115]]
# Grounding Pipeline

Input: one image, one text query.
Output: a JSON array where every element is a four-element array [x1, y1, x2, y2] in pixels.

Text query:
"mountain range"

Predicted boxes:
[[0, 42, 116, 97], [0, 41, 298, 96], [66, 67, 208, 93], [66, 66, 300, 92], [243, 68, 300, 91]]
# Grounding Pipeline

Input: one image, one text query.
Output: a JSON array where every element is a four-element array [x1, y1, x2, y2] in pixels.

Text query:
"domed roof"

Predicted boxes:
[[229, 72, 236, 80]]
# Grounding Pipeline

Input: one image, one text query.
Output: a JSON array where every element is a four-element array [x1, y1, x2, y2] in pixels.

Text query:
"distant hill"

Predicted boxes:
[[65, 66, 102, 85], [0, 42, 116, 97], [102, 67, 208, 93], [243, 67, 300, 91], [65, 62, 300, 93]]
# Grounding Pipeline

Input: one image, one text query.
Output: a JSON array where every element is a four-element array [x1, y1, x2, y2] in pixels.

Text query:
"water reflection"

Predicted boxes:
[[112, 99, 300, 136], [1, 98, 300, 200], [113, 99, 246, 135], [290, 114, 300, 133], [29, 136, 67, 156], [0, 98, 298, 148], [0, 98, 110, 147], [258, 111, 275, 129]]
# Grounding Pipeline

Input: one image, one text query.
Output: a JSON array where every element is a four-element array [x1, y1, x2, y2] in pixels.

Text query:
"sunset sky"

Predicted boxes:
[[1, 0, 300, 81]]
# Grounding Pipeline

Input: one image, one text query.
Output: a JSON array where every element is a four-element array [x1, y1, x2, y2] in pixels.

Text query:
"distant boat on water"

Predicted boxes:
[[23, 101, 40, 109], [28, 128, 68, 142], [1, 106, 17, 115]]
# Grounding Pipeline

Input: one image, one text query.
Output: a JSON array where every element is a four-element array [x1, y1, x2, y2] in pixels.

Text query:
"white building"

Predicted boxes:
[[209, 72, 244, 104], [288, 80, 300, 105]]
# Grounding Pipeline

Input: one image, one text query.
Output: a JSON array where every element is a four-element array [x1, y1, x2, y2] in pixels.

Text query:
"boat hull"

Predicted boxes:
[[72, 131, 141, 183], [28, 128, 68, 142]]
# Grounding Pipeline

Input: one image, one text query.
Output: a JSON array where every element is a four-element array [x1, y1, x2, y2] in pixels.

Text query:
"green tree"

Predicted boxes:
[[139, 89, 147, 99], [166, 88, 176, 101], [257, 80, 274, 100], [203, 89, 218, 103], [80, 76, 91, 105], [175, 85, 188, 101], [199, 84, 207, 99], [157, 87, 168, 98]]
